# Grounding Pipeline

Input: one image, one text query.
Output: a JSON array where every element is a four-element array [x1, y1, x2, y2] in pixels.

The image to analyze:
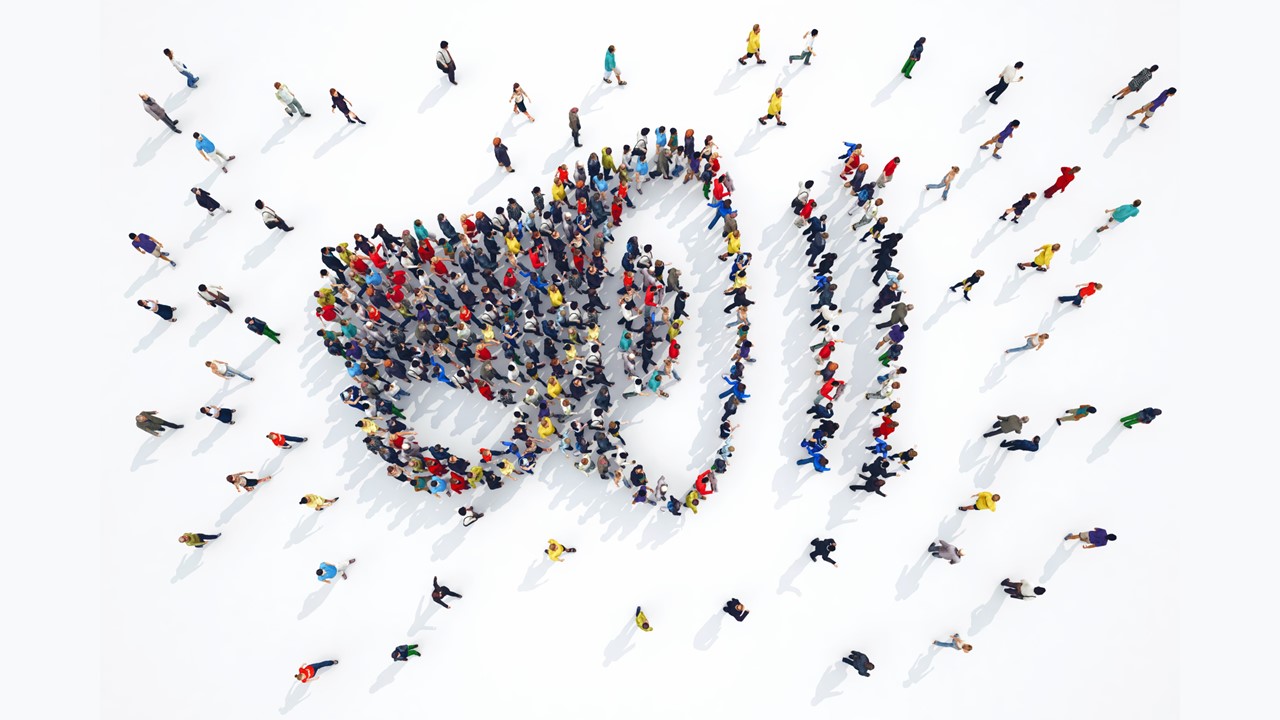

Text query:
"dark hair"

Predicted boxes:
[[128, 233, 138, 239], [810, 28, 818, 35], [1033, 586, 1046, 595], [316, 569, 324, 576], [1014, 61, 1024, 68], [1010, 120, 1021, 126], [1166, 87, 1177, 94], [299, 498, 308, 504], [1106, 534, 1117, 541], [254, 200, 265, 209], [608, 45, 615, 52], [192, 132, 200, 138], [1132, 199, 1142, 207], [162, 48, 172, 56], [1149, 65, 1159, 71], [440, 41, 448, 48]]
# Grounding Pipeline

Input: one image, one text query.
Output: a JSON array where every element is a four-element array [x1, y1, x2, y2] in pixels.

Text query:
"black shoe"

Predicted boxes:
[[739, 58, 747, 65], [302, 113, 312, 117]]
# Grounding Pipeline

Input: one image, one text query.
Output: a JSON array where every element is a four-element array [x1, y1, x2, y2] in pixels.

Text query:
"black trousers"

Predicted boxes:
[[985, 79, 1009, 102]]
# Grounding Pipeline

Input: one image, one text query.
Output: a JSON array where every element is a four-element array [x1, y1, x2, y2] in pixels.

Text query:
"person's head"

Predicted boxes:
[[752, 23, 761, 32], [905, 303, 914, 311], [254, 199, 265, 210], [774, 87, 783, 96], [1151, 408, 1163, 416], [192, 131, 202, 140], [1166, 87, 1178, 95], [273, 81, 283, 90], [1010, 119, 1021, 127], [1014, 61, 1024, 69], [892, 156, 900, 163], [1031, 435, 1041, 443], [137, 300, 149, 308], [162, 48, 173, 58], [864, 662, 875, 670], [1093, 282, 1104, 291], [329, 88, 338, 96], [197, 284, 208, 292], [315, 569, 325, 577], [890, 382, 901, 389], [1070, 166, 1081, 173], [1033, 586, 1046, 596], [608, 45, 616, 53], [960, 644, 973, 653], [950, 165, 960, 173], [974, 269, 986, 277], [1132, 199, 1142, 207], [991, 494, 1002, 502], [810, 28, 819, 36], [493, 137, 502, 146], [440, 40, 449, 49], [1149, 64, 1159, 72], [1020, 416, 1029, 423], [641, 621, 650, 629], [512, 82, 521, 91], [1106, 533, 1118, 542], [1050, 243, 1061, 251], [139, 92, 150, 101], [956, 548, 965, 557]]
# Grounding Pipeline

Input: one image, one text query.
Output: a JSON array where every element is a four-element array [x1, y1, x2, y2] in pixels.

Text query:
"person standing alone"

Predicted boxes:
[[603, 45, 627, 85], [789, 29, 819, 65], [739, 24, 765, 65], [139, 93, 179, 133], [162, 48, 198, 88], [274, 82, 310, 117], [757, 88, 786, 127], [984, 61, 1024, 104], [436, 41, 458, 85], [902, 37, 925, 78], [192, 132, 235, 173], [568, 107, 582, 147]]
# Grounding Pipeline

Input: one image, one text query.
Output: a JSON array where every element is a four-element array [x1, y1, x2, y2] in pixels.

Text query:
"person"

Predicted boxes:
[[979, 119, 1020, 159], [1126, 87, 1177, 128], [179, 532, 219, 548], [274, 82, 310, 117], [789, 29, 818, 65], [162, 48, 198, 88], [934, 634, 973, 653], [1112, 65, 1158, 100], [436, 41, 457, 84], [197, 284, 232, 313], [330, 88, 365, 124], [509, 83, 535, 122], [139, 93, 179, 133], [136, 410, 182, 436], [192, 132, 234, 173], [138, 299, 177, 322], [294, 660, 338, 683], [1057, 404, 1097, 425], [316, 558, 356, 583], [1066, 528, 1116, 548], [205, 359, 253, 382], [902, 37, 925, 78], [983, 415, 1028, 438], [809, 538, 838, 566], [874, 302, 913, 330], [568, 107, 582, 147], [1096, 200, 1141, 232], [842, 651, 873, 677], [300, 494, 338, 511], [929, 540, 964, 564], [1001, 578, 1045, 599], [255, 200, 295, 232], [1043, 166, 1081, 199], [1120, 407, 1162, 428], [1058, 282, 1102, 307], [245, 317, 282, 344], [985, 61, 1024, 104], [949, 269, 984, 300], [264, 427, 304, 445], [603, 45, 627, 85], [635, 606, 652, 631], [849, 478, 886, 496], [958, 492, 1000, 512], [130, 232, 175, 266], [432, 576, 462, 608], [227, 470, 271, 492], [924, 166, 958, 200], [546, 539, 577, 562], [1000, 435, 1041, 452], [191, 187, 229, 216], [876, 157, 900, 189], [739, 24, 765, 64], [1016, 243, 1061, 272], [723, 598, 749, 621], [999, 192, 1036, 223], [757, 87, 786, 127], [493, 138, 514, 173], [201, 405, 236, 425], [391, 644, 421, 662]]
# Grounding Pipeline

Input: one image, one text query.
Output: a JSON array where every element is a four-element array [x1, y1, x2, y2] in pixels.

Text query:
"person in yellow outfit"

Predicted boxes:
[[586, 325, 601, 343], [718, 230, 741, 261], [684, 488, 703, 514], [1017, 243, 1061, 272], [537, 417, 559, 439], [551, 178, 568, 203], [545, 376, 562, 399], [758, 88, 786, 126], [545, 539, 577, 561], [298, 494, 338, 511], [739, 24, 765, 65], [666, 319, 683, 341], [602, 147, 616, 178], [356, 417, 382, 436], [547, 285, 565, 308], [504, 233, 522, 257], [958, 491, 1001, 512], [635, 606, 653, 632]]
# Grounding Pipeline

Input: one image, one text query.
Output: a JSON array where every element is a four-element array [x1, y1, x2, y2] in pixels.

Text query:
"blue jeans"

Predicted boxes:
[[1058, 294, 1083, 306], [180, 70, 198, 88], [280, 434, 307, 443], [708, 212, 725, 229], [925, 177, 950, 200], [933, 640, 959, 649], [226, 365, 254, 381], [1006, 340, 1034, 353], [309, 660, 336, 672]]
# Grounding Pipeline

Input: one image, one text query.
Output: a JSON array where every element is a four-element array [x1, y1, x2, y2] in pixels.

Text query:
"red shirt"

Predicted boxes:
[[818, 341, 835, 359], [417, 241, 435, 263], [389, 269, 407, 286], [668, 341, 680, 360], [350, 257, 369, 274], [369, 247, 387, 269], [385, 286, 405, 304], [883, 158, 899, 176], [268, 433, 287, 447], [695, 470, 715, 496], [1054, 167, 1077, 188], [1079, 283, 1098, 297], [431, 258, 447, 277], [297, 665, 316, 682], [316, 304, 337, 321]]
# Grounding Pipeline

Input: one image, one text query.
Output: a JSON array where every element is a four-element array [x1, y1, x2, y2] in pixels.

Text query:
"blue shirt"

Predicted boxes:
[[194, 136, 215, 153], [317, 563, 337, 581], [132, 234, 157, 253], [998, 123, 1017, 141], [604, 51, 616, 72]]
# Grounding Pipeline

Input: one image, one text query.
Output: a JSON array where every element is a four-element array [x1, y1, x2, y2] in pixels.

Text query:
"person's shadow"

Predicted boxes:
[[278, 682, 310, 714], [369, 661, 407, 694], [1089, 99, 1119, 135], [518, 557, 553, 591], [216, 493, 255, 527], [134, 129, 177, 167], [131, 434, 170, 471], [124, 262, 165, 298], [777, 555, 809, 596], [1087, 423, 1126, 463], [133, 319, 175, 353], [1103, 119, 1140, 158], [1040, 540, 1076, 583], [430, 523, 467, 560], [186, 212, 227, 248], [261, 117, 302, 154], [283, 512, 323, 549], [993, 269, 1034, 306], [406, 595, 440, 635], [871, 73, 906, 107], [468, 167, 507, 205], [714, 68, 742, 96], [922, 290, 963, 331], [693, 609, 725, 650], [171, 551, 204, 583], [298, 581, 336, 620], [895, 549, 933, 600], [959, 99, 994, 133], [419, 77, 450, 113], [188, 310, 229, 348], [811, 663, 847, 706], [243, 229, 287, 270], [968, 584, 1007, 635], [314, 123, 359, 159], [903, 646, 941, 687], [601, 617, 637, 667], [192, 421, 231, 456], [1071, 230, 1102, 264]]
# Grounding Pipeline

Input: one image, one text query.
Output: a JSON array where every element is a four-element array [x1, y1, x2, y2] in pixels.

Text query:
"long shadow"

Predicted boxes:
[[895, 549, 933, 600], [188, 310, 230, 348], [186, 212, 227, 248], [430, 523, 467, 560], [1102, 119, 1140, 158], [540, 136, 577, 175], [171, 551, 204, 583], [298, 581, 336, 620], [407, 595, 440, 635], [314, 124, 359, 159], [967, 584, 1006, 635], [467, 168, 507, 205], [278, 682, 310, 715], [193, 421, 232, 456], [970, 220, 1010, 259], [134, 319, 176, 353], [283, 512, 323, 549], [131, 434, 171, 471], [1089, 99, 1119, 135], [419, 77, 451, 113], [693, 609, 725, 650], [810, 663, 847, 706], [517, 557, 552, 591], [957, 437, 985, 472], [713, 68, 743, 96], [959, 99, 994, 133], [164, 87, 194, 112], [972, 445, 1010, 487], [921, 290, 963, 331], [903, 646, 941, 687], [1070, 230, 1102, 264], [870, 73, 906, 107], [1040, 541, 1075, 583], [993, 269, 1034, 307], [134, 129, 178, 167], [369, 661, 407, 694], [123, 262, 166, 298], [1087, 423, 1126, 463], [952, 147, 990, 191], [777, 554, 809, 596], [601, 616, 637, 667], [261, 117, 302, 154], [244, 229, 287, 270], [978, 355, 1015, 394]]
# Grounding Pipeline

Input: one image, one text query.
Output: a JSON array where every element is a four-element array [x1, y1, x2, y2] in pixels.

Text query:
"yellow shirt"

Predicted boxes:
[[546, 377, 562, 398], [586, 325, 601, 343], [746, 30, 761, 53], [547, 540, 566, 561], [482, 325, 496, 343], [358, 418, 380, 435], [976, 492, 997, 511], [767, 94, 782, 115], [302, 494, 327, 509], [1034, 245, 1056, 266], [538, 419, 557, 438], [684, 490, 701, 513], [548, 288, 564, 307], [552, 182, 567, 202], [505, 234, 522, 255], [725, 231, 741, 255], [636, 610, 652, 631]]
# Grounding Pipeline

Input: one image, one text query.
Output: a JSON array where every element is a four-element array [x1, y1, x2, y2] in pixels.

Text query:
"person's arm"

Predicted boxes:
[[1083, 543, 1097, 549], [198, 150, 209, 161]]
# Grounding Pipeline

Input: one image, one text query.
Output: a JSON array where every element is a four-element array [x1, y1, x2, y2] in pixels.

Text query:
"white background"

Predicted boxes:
[[6, 1, 1272, 718]]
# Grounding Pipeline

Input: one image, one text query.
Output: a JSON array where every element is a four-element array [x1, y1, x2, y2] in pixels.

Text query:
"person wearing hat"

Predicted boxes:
[[569, 107, 582, 147]]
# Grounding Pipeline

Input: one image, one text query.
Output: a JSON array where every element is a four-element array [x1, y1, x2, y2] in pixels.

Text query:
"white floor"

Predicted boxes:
[[96, 1, 1194, 716]]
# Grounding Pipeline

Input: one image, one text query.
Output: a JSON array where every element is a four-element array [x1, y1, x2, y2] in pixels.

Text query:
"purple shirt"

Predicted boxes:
[[1149, 91, 1172, 110], [132, 234, 157, 253], [1087, 528, 1110, 546], [998, 123, 1017, 141]]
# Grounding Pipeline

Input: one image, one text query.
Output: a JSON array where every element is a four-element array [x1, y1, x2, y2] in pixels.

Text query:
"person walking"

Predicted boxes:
[[294, 660, 339, 683], [949, 269, 984, 300], [255, 200, 295, 232], [789, 29, 819, 65], [983, 415, 1028, 438], [568, 107, 582, 147], [130, 232, 176, 266], [546, 539, 577, 562], [603, 45, 627, 85], [201, 405, 236, 425], [227, 470, 272, 492], [929, 540, 964, 564], [902, 37, 925, 78], [137, 410, 183, 436], [1058, 282, 1102, 307], [809, 538, 838, 566], [1112, 65, 1158, 100], [1001, 578, 1045, 599], [179, 532, 219, 548], [876, 157, 900, 189], [1000, 435, 1041, 452], [1120, 407, 1162, 428], [191, 187, 229, 216], [984, 61, 1024, 104], [300, 494, 339, 511], [245, 316, 281, 344], [1096, 200, 1141, 232], [316, 558, 356, 583], [457, 506, 484, 526], [757, 88, 786, 127], [999, 192, 1036, 223], [139, 93, 180, 133], [197, 284, 232, 313], [509, 83, 535, 122], [874, 302, 913, 330], [391, 644, 421, 662], [205, 359, 253, 382], [979, 119, 1020, 159], [1056, 405, 1097, 425], [635, 606, 652, 631], [1065, 528, 1116, 548], [842, 651, 873, 677], [436, 41, 458, 85], [1043, 166, 1081, 198], [267, 431, 308, 449], [192, 132, 235, 173], [493, 138, 514, 173], [723, 598, 750, 621], [137, 299, 177, 322], [1005, 333, 1049, 353], [1016, 243, 1061, 272], [934, 634, 973, 653], [924, 166, 959, 200], [163, 48, 198, 88], [1126, 87, 1177, 128], [739, 24, 765, 64], [432, 576, 462, 608], [958, 491, 1000, 512], [330, 88, 366, 124], [274, 82, 310, 117]]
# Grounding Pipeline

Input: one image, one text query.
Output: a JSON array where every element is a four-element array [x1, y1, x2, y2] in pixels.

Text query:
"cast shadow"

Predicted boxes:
[[134, 319, 175, 353], [811, 663, 846, 706], [262, 117, 302, 154], [1103, 119, 1140, 159], [1089, 99, 1119, 135], [298, 581, 336, 620], [1087, 423, 1126, 464], [993, 269, 1034, 307], [468, 168, 507, 205], [419, 77, 451, 113], [601, 617, 637, 667], [967, 584, 1006, 635], [1040, 541, 1075, 583], [517, 557, 552, 592], [131, 434, 170, 471], [164, 87, 194, 112], [431, 523, 467, 560], [870, 73, 906, 107], [978, 356, 1013, 394], [244, 229, 287, 270], [407, 595, 440, 635], [369, 662, 407, 694], [921, 291, 962, 331], [957, 438, 985, 472], [186, 212, 227, 248], [283, 512, 323, 549], [903, 646, 940, 687], [123, 262, 166, 298], [216, 493, 255, 527], [278, 682, 310, 714], [314, 124, 359, 159], [134, 129, 177, 167], [192, 420, 231, 456], [777, 554, 809, 597], [171, 551, 204, 583], [188, 310, 229, 348], [714, 68, 743, 96], [959, 99, 993, 133], [895, 549, 932, 600], [693, 609, 725, 651], [1071, 230, 1102, 264]]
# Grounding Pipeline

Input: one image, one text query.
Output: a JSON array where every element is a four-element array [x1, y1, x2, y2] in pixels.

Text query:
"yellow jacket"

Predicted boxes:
[[505, 234, 522, 255], [547, 539, 566, 561], [725, 231, 741, 255], [1033, 245, 1056, 267], [767, 94, 782, 115], [551, 182, 567, 202], [746, 30, 761, 53], [537, 419, 557, 439], [636, 609, 652, 631], [548, 287, 564, 307], [546, 377, 562, 398], [685, 490, 702, 513], [976, 492, 998, 511]]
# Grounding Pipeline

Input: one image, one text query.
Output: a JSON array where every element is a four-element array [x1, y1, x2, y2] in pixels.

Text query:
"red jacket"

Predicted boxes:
[[883, 158, 899, 177], [695, 470, 715, 496], [297, 665, 316, 683]]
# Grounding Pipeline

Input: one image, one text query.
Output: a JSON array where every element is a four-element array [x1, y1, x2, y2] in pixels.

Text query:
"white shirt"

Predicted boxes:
[[209, 360, 229, 375], [436, 48, 453, 66], [1000, 65, 1021, 83], [804, 33, 818, 52], [275, 84, 296, 104], [170, 56, 188, 72]]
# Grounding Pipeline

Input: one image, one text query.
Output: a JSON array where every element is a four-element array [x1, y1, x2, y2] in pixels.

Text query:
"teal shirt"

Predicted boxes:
[[604, 51, 616, 72], [1112, 204, 1139, 222]]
